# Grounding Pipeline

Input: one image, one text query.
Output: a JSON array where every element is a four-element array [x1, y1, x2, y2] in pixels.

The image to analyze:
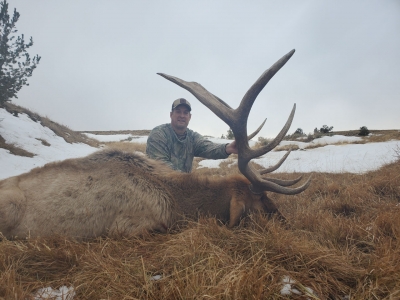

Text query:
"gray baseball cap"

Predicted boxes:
[[172, 98, 191, 111]]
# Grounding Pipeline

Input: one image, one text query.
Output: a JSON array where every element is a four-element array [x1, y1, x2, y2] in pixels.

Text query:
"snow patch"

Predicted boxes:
[[83, 133, 148, 144], [33, 286, 75, 300]]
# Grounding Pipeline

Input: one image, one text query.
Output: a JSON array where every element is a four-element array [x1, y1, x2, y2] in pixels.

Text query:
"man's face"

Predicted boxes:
[[170, 105, 191, 132]]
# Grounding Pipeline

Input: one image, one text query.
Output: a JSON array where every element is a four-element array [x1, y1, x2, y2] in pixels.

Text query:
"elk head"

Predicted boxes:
[[157, 49, 310, 198]]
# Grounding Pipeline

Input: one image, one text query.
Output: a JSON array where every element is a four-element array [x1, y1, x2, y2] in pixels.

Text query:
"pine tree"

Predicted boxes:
[[358, 126, 370, 136], [319, 125, 333, 134], [0, 0, 40, 105], [226, 128, 234, 139], [294, 128, 304, 135]]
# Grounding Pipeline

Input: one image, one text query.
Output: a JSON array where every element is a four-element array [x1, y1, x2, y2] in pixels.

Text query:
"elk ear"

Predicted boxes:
[[228, 196, 245, 228]]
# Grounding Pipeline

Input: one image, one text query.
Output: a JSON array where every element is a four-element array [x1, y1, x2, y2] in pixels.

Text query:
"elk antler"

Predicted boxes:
[[157, 49, 311, 195]]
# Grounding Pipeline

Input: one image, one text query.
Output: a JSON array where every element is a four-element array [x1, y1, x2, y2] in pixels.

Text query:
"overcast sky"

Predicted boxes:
[[7, 0, 400, 138]]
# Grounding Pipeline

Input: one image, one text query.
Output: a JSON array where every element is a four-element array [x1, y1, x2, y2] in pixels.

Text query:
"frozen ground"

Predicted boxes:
[[0, 108, 96, 179], [199, 139, 400, 174], [1, 107, 399, 180]]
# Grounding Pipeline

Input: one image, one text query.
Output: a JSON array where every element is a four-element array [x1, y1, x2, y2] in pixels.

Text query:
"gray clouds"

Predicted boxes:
[[9, 0, 400, 137]]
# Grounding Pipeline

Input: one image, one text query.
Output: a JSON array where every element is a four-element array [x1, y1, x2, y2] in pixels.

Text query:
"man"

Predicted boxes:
[[146, 98, 237, 172]]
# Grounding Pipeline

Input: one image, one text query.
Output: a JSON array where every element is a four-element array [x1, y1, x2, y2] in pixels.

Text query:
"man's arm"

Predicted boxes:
[[192, 132, 233, 159]]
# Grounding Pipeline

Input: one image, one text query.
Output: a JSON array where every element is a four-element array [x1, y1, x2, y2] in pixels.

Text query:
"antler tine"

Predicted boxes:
[[260, 175, 312, 195], [235, 49, 295, 126], [259, 149, 292, 174], [213, 94, 233, 109], [247, 119, 266, 141], [157, 73, 234, 126], [239, 103, 308, 194], [263, 176, 303, 187], [251, 103, 296, 159]]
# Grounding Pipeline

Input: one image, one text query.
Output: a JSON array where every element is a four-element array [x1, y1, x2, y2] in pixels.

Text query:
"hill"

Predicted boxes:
[[79, 129, 151, 136], [0, 104, 400, 299], [1, 103, 400, 179]]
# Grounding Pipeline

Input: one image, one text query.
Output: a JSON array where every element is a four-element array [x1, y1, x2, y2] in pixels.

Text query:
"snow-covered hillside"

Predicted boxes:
[[1, 107, 399, 180], [0, 108, 97, 179]]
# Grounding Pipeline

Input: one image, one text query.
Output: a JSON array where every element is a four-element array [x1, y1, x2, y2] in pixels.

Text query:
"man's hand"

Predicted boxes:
[[225, 140, 238, 155]]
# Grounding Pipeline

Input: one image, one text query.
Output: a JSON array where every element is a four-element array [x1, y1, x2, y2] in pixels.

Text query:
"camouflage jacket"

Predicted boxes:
[[146, 123, 229, 173]]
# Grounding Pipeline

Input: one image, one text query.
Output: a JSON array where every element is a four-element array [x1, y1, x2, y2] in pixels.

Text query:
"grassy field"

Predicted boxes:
[[0, 141, 399, 299]]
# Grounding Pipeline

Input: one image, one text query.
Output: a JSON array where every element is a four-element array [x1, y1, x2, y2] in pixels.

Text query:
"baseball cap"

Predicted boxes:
[[172, 98, 191, 111]]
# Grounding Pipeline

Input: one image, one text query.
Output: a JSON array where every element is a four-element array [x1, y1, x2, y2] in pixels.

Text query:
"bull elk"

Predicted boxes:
[[0, 49, 310, 240]]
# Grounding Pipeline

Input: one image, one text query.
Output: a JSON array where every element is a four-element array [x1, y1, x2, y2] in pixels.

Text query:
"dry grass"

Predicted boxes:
[[79, 129, 151, 136], [304, 143, 324, 150], [367, 131, 400, 143], [0, 133, 35, 157], [275, 144, 300, 152], [253, 136, 272, 149], [1, 158, 400, 299], [303, 140, 366, 150], [35, 138, 51, 146]]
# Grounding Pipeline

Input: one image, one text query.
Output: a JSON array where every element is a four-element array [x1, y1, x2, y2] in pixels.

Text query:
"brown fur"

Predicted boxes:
[[0, 149, 284, 239]]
